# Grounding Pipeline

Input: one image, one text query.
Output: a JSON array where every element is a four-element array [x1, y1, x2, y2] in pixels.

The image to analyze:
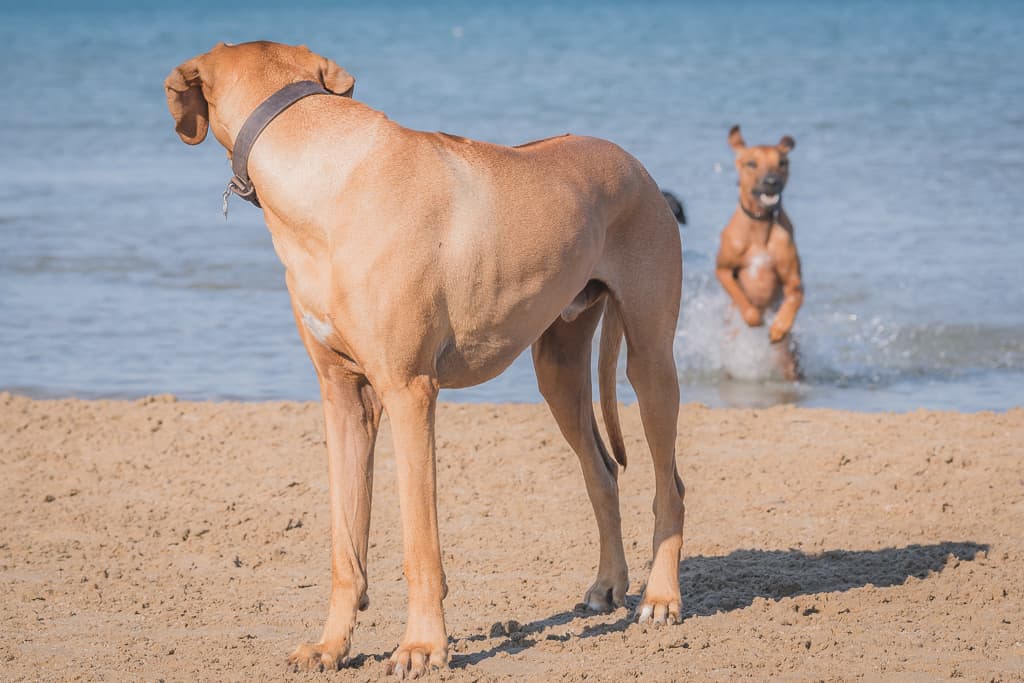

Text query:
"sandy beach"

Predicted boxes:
[[1, 393, 1021, 681]]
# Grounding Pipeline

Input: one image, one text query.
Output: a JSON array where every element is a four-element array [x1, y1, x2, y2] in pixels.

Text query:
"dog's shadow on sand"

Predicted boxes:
[[449, 540, 987, 668]]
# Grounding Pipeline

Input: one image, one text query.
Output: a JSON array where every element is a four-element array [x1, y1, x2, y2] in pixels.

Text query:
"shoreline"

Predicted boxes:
[[1, 387, 1021, 415], [2, 394, 1022, 680]]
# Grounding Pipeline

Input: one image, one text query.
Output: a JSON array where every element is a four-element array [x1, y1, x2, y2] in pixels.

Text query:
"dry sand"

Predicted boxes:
[[1, 392, 1022, 681]]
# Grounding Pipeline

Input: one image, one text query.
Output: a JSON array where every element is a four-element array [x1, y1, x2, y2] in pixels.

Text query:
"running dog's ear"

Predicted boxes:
[[165, 56, 209, 145], [777, 135, 795, 153], [728, 125, 746, 151], [318, 57, 355, 97]]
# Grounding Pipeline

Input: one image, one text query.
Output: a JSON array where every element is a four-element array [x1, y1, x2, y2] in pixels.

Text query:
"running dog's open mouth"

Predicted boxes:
[[758, 192, 781, 207]]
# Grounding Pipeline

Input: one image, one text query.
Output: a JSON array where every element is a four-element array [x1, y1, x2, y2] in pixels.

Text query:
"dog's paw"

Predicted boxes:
[[635, 595, 681, 626], [386, 642, 448, 679], [287, 640, 351, 672], [742, 306, 763, 327], [768, 321, 790, 343], [582, 575, 628, 611]]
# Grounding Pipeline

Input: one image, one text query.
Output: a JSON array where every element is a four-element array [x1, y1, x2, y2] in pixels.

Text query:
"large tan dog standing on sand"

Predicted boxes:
[[716, 125, 803, 380], [165, 42, 685, 677]]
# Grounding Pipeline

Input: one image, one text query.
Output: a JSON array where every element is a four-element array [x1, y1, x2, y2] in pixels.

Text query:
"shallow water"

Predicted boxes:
[[1, 1, 1022, 411]]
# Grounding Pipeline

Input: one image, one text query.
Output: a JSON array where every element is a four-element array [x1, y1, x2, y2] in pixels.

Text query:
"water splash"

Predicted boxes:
[[675, 274, 789, 383], [675, 272, 1024, 395]]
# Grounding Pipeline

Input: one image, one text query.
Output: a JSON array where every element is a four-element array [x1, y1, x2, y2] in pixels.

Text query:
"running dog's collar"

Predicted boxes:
[[223, 80, 334, 215], [739, 201, 780, 222]]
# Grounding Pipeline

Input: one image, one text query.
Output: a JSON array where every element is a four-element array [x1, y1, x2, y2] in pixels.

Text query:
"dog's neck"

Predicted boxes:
[[739, 201, 780, 222], [213, 82, 382, 218], [209, 81, 353, 160], [224, 81, 335, 209]]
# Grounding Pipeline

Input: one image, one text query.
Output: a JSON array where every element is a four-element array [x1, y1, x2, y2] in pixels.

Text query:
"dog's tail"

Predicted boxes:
[[598, 300, 627, 470]]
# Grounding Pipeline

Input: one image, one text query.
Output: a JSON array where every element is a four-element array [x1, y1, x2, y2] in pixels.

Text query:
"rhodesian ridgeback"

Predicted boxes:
[[165, 41, 684, 678], [716, 125, 803, 380]]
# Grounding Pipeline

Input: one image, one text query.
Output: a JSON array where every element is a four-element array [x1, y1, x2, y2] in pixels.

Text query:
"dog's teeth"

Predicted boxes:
[[760, 193, 780, 206]]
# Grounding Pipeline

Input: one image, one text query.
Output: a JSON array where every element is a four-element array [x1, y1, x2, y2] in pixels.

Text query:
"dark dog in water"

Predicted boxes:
[[662, 190, 686, 224]]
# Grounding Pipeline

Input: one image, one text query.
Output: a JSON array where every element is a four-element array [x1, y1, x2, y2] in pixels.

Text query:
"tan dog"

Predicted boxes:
[[715, 125, 803, 380], [165, 41, 685, 678]]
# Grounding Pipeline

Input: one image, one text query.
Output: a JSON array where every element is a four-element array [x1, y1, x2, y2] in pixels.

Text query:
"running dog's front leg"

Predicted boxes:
[[381, 376, 449, 679], [768, 245, 804, 344]]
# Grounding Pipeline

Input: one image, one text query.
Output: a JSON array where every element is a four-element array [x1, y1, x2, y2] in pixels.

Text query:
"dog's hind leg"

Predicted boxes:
[[616, 285, 685, 625], [601, 199, 685, 625], [533, 300, 629, 611]]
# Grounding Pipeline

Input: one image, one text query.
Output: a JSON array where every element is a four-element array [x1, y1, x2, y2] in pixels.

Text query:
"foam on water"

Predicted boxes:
[[676, 277, 784, 383], [670, 269, 1024, 409]]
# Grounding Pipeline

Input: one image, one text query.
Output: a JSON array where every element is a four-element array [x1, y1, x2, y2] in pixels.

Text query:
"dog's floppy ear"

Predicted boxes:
[[164, 56, 209, 145], [777, 135, 795, 153], [728, 125, 746, 151], [318, 57, 355, 97]]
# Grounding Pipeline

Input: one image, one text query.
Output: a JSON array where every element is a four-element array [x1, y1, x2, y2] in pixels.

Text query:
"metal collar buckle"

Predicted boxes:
[[223, 175, 260, 218]]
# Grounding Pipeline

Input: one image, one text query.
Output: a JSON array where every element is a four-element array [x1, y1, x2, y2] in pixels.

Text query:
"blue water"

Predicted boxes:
[[1, 1, 1022, 410]]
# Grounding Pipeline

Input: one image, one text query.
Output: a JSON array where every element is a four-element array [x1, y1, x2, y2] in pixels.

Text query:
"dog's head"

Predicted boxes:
[[164, 41, 355, 150], [728, 125, 795, 214]]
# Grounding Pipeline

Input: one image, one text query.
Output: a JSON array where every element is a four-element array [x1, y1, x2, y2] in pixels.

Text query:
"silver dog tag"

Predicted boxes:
[[222, 184, 232, 220]]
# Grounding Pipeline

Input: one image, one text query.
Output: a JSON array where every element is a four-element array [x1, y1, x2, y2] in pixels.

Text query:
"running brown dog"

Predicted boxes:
[[715, 125, 803, 380], [164, 41, 685, 678]]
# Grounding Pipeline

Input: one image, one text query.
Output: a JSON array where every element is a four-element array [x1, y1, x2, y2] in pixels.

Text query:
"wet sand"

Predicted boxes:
[[1, 393, 1022, 681]]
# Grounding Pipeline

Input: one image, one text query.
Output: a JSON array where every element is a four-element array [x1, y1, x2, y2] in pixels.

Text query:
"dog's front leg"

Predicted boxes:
[[768, 249, 804, 344], [382, 376, 449, 678], [288, 372, 381, 671], [715, 265, 762, 327]]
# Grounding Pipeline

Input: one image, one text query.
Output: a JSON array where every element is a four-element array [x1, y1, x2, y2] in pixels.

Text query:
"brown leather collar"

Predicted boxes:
[[223, 80, 333, 215]]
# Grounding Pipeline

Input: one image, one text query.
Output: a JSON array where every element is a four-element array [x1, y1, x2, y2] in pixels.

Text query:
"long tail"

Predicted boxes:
[[598, 299, 627, 470]]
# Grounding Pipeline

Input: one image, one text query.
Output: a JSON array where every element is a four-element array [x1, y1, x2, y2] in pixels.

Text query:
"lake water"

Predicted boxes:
[[1, 1, 1022, 411]]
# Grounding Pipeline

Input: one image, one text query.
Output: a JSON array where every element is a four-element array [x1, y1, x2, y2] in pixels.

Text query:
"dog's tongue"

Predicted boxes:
[[759, 193, 780, 207]]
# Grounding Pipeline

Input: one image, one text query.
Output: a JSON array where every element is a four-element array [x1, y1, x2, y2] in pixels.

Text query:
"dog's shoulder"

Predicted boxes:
[[769, 215, 796, 246], [716, 223, 752, 265], [777, 212, 795, 238], [719, 218, 751, 248]]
